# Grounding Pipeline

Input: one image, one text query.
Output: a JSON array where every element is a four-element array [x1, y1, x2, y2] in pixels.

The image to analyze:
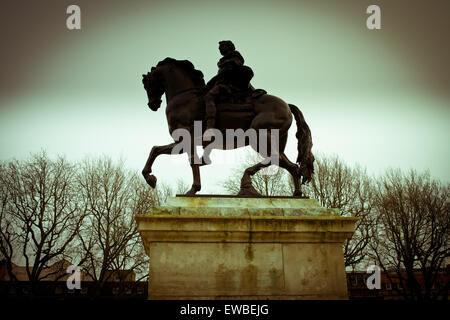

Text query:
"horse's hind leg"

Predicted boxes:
[[279, 152, 302, 197], [237, 128, 280, 196], [142, 142, 177, 188], [237, 154, 301, 197], [238, 161, 271, 196]]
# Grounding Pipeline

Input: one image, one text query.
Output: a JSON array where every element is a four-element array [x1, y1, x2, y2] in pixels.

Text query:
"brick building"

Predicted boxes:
[[347, 265, 449, 300]]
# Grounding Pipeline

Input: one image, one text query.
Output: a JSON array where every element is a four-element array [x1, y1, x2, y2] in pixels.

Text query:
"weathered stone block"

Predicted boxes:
[[135, 196, 357, 299]]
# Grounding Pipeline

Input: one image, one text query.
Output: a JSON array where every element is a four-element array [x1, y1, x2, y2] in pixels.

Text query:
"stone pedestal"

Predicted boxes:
[[135, 196, 357, 300]]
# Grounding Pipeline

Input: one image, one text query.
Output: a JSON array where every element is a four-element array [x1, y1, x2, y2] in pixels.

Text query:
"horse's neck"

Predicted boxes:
[[164, 69, 198, 101]]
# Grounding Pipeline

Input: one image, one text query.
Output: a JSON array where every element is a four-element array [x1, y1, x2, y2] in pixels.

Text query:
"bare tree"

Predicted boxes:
[[175, 179, 191, 195], [369, 169, 449, 300], [75, 157, 157, 296], [221, 150, 291, 196], [0, 152, 87, 290], [302, 155, 375, 268], [0, 162, 20, 282], [132, 174, 173, 214], [222, 154, 378, 269]]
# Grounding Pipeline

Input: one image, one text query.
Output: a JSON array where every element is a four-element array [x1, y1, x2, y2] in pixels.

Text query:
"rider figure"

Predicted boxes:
[[204, 41, 254, 131]]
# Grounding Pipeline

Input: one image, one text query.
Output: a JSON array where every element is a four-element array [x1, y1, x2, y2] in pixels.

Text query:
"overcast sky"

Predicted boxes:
[[0, 0, 449, 193]]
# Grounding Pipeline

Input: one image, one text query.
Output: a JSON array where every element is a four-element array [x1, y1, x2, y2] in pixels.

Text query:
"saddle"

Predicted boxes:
[[214, 89, 267, 126], [217, 103, 254, 113], [216, 88, 267, 114]]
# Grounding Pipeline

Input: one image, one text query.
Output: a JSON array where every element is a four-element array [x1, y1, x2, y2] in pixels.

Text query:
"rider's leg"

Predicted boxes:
[[204, 86, 221, 130]]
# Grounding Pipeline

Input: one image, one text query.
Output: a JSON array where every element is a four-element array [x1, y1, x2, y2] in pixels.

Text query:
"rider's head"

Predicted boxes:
[[219, 41, 235, 56]]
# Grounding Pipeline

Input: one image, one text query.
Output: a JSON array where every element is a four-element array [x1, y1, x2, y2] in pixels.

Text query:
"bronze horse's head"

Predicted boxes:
[[142, 66, 164, 111], [142, 58, 205, 111]]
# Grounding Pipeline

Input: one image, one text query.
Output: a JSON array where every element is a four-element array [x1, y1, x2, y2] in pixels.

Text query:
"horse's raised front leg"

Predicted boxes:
[[142, 142, 177, 188]]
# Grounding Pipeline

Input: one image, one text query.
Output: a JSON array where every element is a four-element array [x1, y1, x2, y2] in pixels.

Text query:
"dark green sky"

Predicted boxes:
[[0, 0, 449, 191]]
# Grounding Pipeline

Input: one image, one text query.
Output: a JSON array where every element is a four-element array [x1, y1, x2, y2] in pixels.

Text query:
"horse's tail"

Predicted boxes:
[[289, 104, 315, 184]]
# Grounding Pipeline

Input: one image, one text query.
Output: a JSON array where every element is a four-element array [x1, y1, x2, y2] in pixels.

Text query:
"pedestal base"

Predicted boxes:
[[136, 197, 357, 300]]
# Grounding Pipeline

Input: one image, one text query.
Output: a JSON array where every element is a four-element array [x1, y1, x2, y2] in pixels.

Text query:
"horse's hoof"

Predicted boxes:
[[145, 174, 157, 188], [185, 184, 201, 196], [293, 190, 303, 197], [185, 189, 197, 196], [237, 186, 262, 197]]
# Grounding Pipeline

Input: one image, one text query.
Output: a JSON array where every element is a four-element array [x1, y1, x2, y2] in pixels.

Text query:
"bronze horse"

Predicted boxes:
[[141, 58, 314, 196]]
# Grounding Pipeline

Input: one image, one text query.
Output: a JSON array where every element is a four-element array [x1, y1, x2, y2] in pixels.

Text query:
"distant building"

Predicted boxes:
[[0, 260, 89, 281], [347, 265, 449, 300], [103, 269, 136, 282], [0, 260, 146, 300]]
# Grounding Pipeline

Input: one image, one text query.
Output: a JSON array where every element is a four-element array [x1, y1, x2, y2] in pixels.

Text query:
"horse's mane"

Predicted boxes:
[[156, 57, 205, 87]]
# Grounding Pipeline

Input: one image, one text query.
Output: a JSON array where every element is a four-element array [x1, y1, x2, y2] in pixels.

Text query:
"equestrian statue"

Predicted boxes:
[[141, 40, 315, 197]]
